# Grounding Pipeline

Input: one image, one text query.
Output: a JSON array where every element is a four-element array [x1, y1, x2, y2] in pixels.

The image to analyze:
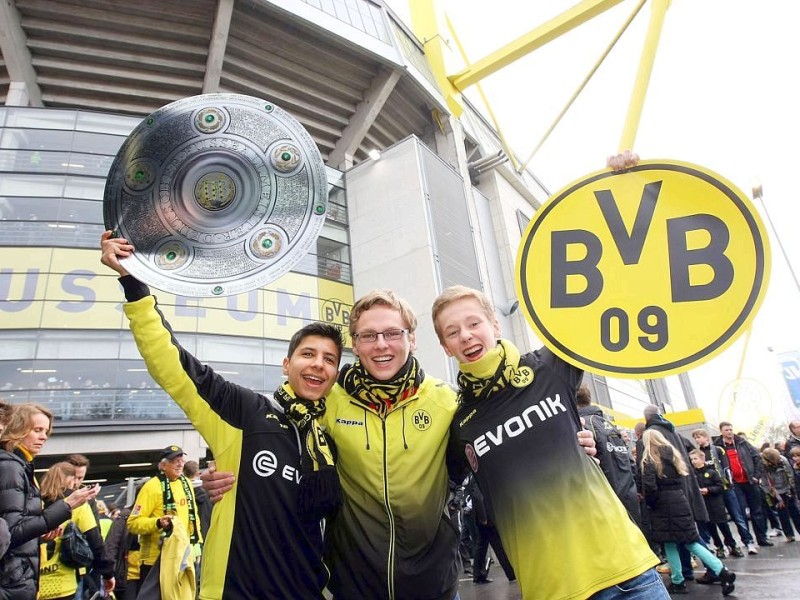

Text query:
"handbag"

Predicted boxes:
[[59, 521, 94, 568]]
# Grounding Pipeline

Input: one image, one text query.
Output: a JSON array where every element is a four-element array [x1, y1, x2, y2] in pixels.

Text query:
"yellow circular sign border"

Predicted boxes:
[[516, 160, 771, 378]]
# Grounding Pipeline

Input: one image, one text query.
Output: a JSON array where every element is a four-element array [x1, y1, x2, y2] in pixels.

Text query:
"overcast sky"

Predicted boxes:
[[386, 0, 800, 435]]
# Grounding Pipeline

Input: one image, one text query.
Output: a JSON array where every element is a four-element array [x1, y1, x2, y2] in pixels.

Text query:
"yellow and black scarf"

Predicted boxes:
[[339, 355, 423, 417], [457, 339, 522, 403], [274, 383, 340, 521]]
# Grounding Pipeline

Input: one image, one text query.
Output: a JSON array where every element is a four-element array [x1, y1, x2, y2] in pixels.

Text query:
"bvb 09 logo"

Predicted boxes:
[[516, 161, 770, 378], [412, 409, 432, 431]]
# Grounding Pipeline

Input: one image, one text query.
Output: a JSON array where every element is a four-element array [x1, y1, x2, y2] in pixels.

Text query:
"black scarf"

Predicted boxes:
[[274, 383, 340, 521], [338, 355, 423, 417]]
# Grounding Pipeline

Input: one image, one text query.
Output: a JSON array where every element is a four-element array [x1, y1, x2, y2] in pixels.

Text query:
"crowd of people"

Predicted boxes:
[[0, 229, 798, 600]]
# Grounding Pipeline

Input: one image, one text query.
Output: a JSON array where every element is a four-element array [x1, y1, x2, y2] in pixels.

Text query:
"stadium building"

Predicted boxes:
[[0, 0, 698, 491]]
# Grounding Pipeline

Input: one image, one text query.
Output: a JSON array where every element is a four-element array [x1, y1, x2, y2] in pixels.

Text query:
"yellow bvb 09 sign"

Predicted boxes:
[[516, 160, 771, 378]]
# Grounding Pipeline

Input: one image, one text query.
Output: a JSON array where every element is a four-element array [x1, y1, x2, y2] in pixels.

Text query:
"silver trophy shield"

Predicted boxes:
[[103, 93, 327, 296]]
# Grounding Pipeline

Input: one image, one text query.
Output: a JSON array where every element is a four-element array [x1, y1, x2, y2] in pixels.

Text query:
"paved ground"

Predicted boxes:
[[456, 538, 800, 599]]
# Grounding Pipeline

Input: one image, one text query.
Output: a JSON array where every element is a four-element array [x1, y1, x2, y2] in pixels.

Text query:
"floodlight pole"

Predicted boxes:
[[752, 184, 800, 297], [618, 0, 671, 151]]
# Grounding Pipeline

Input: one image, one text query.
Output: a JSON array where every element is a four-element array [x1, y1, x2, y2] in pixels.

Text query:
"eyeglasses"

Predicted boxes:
[[353, 328, 409, 344]]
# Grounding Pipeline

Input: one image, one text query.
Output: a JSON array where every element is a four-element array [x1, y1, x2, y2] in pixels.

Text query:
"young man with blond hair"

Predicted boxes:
[[433, 285, 665, 599]]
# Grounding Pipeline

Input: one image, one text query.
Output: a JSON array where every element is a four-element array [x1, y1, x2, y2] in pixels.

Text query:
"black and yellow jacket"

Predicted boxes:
[[121, 278, 327, 600], [320, 375, 460, 600]]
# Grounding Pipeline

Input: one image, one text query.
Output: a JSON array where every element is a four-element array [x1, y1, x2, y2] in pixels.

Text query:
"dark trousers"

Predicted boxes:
[[734, 481, 768, 543], [775, 491, 800, 537], [723, 488, 753, 545], [699, 520, 736, 549], [472, 521, 515, 582]]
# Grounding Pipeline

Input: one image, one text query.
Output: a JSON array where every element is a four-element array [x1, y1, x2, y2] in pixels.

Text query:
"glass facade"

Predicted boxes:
[[0, 107, 353, 424]]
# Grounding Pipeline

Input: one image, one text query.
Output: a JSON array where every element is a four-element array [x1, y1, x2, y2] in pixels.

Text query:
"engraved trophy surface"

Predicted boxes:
[[104, 93, 327, 296]]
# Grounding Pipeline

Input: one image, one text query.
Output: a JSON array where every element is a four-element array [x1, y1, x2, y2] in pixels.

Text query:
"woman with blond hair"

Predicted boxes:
[[38, 462, 115, 600], [0, 403, 96, 600], [641, 428, 737, 596]]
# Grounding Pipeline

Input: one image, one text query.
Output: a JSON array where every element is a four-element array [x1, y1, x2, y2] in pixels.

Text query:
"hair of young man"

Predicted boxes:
[[40, 461, 77, 502], [348, 289, 417, 338], [575, 385, 591, 407], [0, 400, 12, 427], [286, 322, 344, 361], [691, 428, 709, 440], [183, 460, 200, 478], [641, 428, 688, 477], [0, 403, 53, 452], [719, 421, 733, 430], [430, 285, 495, 342], [688, 448, 705, 460], [66, 453, 90, 468]]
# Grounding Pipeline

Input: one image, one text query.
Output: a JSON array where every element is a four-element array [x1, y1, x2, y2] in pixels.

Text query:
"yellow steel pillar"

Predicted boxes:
[[408, 0, 464, 116], [618, 0, 672, 151]]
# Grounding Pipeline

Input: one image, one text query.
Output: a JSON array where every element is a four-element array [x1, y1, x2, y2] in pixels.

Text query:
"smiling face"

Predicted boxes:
[[20, 412, 50, 457], [435, 297, 501, 363], [352, 305, 415, 381], [161, 455, 186, 481], [283, 334, 340, 400]]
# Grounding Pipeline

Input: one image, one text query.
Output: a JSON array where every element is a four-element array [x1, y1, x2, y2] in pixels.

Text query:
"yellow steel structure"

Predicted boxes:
[[408, 0, 672, 154]]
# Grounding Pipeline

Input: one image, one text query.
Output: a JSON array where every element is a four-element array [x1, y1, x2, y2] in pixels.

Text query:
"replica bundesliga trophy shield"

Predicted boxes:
[[104, 93, 328, 296]]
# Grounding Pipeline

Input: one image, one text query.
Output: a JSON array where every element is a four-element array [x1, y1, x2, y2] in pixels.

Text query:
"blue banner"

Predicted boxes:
[[779, 351, 800, 409]]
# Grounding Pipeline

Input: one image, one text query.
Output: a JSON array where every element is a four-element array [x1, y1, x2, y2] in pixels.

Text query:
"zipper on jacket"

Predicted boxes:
[[382, 417, 396, 600]]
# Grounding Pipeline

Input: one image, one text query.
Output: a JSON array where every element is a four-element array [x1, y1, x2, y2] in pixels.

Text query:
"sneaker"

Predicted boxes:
[[657, 563, 672, 574], [759, 540, 774, 547], [719, 568, 736, 596], [729, 546, 744, 558], [696, 569, 720, 584], [747, 543, 759, 554], [768, 528, 782, 537], [667, 581, 688, 594], [786, 536, 796, 542], [715, 547, 726, 558]]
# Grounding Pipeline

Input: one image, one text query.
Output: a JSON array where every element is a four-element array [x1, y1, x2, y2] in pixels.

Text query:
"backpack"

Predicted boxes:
[[59, 521, 94, 568]]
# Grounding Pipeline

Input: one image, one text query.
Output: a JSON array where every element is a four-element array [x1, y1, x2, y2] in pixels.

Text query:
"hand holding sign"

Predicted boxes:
[[516, 160, 771, 377]]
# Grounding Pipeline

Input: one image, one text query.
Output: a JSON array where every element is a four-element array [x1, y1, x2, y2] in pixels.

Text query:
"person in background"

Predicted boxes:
[[127, 445, 202, 592], [94, 500, 114, 542], [784, 420, 800, 460], [760, 447, 800, 542], [638, 405, 708, 583], [688, 449, 734, 584], [434, 285, 665, 599], [38, 462, 115, 600], [691, 428, 747, 558], [714, 422, 772, 552], [577, 385, 641, 526], [103, 485, 143, 600], [790, 447, 800, 493], [0, 403, 97, 600], [641, 429, 736, 595], [0, 400, 11, 562], [65, 453, 102, 600], [182, 461, 211, 539]]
